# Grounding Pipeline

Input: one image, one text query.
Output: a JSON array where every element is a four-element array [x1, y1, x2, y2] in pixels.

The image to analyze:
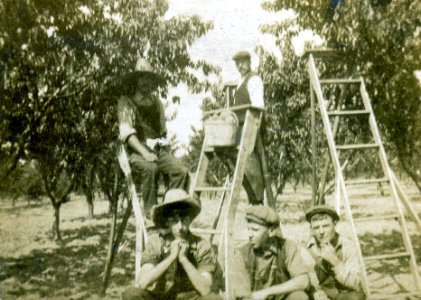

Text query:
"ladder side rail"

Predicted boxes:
[[190, 135, 210, 195], [390, 172, 421, 232], [307, 55, 371, 297], [359, 80, 421, 294], [118, 146, 148, 286], [224, 109, 262, 299], [388, 167, 421, 293], [358, 80, 390, 178], [318, 85, 346, 204]]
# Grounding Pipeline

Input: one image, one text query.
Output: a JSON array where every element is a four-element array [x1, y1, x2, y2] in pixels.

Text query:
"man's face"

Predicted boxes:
[[137, 77, 158, 94], [235, 58, 251, 77], [310, 215, 336, 245], [247, 221, 270, 249], [166, 209, 191, 239]]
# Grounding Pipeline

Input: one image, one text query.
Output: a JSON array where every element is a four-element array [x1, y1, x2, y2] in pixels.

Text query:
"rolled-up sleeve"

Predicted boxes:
[[117, 96, 136, 142], [246, 75, 264, 109], [195, 239, 216, 274], [333, 239, 361, 290]]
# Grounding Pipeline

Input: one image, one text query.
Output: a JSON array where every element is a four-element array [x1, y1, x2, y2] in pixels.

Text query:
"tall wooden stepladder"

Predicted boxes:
[[307, 48, 421, 299], [191, 99, 274, 299]]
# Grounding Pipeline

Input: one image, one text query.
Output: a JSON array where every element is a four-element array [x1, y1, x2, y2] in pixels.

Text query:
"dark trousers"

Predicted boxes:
[[122, 288, 222, 300], [129, 148, 190, 217], [243, 151, 264, 205]]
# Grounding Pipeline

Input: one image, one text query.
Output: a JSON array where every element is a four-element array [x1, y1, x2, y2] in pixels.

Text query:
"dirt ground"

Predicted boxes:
[[1, 178, 421, 299]]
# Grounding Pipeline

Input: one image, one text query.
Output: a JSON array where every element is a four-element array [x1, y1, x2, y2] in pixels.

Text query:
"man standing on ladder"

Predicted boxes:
[[118, 58, 190, 219], [232, 50, 265, 205]]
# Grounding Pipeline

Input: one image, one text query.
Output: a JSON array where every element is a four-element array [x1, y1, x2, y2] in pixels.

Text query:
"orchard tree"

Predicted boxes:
[[0, 0, 217, 239], [260, 0, 421, 193]]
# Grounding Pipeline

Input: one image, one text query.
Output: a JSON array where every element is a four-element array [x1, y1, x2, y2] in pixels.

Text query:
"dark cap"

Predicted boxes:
[[232, 50, 251, 61], [245, 205, 280, 227], [152, 189, 201, 228], [305, 205, 340, 223]]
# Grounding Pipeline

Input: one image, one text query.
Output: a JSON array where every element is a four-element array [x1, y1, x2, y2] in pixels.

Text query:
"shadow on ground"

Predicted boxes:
[[0, 213, 137, 299]]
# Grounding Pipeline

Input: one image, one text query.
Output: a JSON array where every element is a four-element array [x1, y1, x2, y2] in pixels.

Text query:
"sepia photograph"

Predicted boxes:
[[1, 0, 420, 299]]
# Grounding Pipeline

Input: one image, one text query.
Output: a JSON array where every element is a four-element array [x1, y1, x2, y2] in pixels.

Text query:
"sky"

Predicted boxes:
[[162, 0, 322, 156], [162, 0, 290, 156]]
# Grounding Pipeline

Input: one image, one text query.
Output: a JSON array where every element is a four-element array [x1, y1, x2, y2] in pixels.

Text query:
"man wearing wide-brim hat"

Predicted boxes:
[[231, 205, 310, 300], [117, 58, 190, 218], [304, 205, 365, 300], [122, 189, 222, 300]]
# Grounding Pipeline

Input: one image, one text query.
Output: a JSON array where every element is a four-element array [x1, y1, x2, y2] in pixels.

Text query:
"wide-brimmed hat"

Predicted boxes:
[[305, 205, 340, 223], [124, 57, 166, 85], [232, 50, 251, 61], [151, 189, 201, 228]]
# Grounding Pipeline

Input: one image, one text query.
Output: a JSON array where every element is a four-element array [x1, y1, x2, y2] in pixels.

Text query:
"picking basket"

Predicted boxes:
[[204, 111, 239, 147]]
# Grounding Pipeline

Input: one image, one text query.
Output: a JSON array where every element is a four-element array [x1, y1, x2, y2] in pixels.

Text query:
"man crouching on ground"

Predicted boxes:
[[122, 189, 221, 300], [232, 205, 310, 300], [305, 205, 365, 300]]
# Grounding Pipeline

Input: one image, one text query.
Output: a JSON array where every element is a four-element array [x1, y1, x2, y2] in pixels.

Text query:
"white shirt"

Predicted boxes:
[[237, 74, 264, 108]]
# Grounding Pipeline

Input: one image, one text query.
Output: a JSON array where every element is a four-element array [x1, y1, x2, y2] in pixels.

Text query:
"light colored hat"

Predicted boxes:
[[305, 205, 340, 222], [125, 57, 166, 84], [151, 189, 201, 228], [245, 205, 280, 227]]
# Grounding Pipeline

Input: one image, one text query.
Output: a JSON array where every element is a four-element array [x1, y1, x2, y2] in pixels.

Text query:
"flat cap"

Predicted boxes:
[[305, 205, 340, 223], [232, 50, 251, 61], [245, 205, 280, 227]]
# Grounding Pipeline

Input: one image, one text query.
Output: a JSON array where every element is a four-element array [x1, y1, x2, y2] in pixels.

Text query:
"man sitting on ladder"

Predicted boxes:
[[117, 58, 190, 219], [231, 50, 265, 205]]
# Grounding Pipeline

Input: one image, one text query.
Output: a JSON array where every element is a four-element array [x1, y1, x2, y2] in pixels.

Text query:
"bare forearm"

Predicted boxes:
[[139, 255, 177, 289], [254, 274, 309, 298], [179, 257, 212, 296], [127, 135, 150, 156]]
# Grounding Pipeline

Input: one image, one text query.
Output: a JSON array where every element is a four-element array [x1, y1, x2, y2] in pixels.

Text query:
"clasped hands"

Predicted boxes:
[[169, 239, 190, 262]]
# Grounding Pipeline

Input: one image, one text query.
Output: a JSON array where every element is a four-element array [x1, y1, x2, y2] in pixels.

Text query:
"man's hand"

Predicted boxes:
[[320, 243, 340, 266], [142, 150, 158, 162], [178, 240, 190, 261], [169, 239, 181, 259], [251, 289, 269, 300]]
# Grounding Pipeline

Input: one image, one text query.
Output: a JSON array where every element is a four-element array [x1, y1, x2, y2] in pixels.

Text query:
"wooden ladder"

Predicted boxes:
[[307, 49, 421, 299], [191, 100, 274, 299]]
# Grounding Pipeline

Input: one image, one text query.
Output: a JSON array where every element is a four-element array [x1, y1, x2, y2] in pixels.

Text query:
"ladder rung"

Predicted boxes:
[[365, 252, 410, 262], [190, 228, 221, 235], [369, 292, 419, 300], [304, 48, 337, 58], [327, 110, 370, 116], [336, 143, 379, 150], [194, 187, 231, 192], [320, 78, 362, 84], [354, 214, 399, 223], [345, 177, 389, 185]]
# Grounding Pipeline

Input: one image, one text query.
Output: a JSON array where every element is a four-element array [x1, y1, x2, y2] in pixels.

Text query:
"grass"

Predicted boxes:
[[0, 178, 420, 299]]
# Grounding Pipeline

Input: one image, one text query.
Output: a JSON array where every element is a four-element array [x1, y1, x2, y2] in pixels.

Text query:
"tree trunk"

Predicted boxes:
[[397, 151, 421, 193], [53, 204, 62, 241], [86, 193, 94, 218]]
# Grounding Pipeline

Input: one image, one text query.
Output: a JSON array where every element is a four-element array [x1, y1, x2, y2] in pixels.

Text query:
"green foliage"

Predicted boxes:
[[0, 0, 217, 236], [0, 161, 45, 203], [261, 0, 421, 192]]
